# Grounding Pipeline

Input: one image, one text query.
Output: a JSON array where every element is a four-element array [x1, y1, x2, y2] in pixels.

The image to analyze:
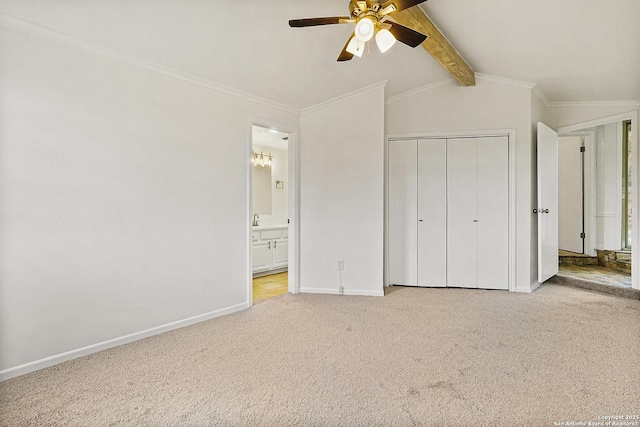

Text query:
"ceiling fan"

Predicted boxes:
[[289, 0, 429, 61]]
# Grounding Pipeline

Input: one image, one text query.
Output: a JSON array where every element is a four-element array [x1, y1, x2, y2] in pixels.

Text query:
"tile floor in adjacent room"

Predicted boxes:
[[253, 272, 288, 305], [558, 249, 632, 288], [558, 249, 593, 257], [558, 264, 632, 288]]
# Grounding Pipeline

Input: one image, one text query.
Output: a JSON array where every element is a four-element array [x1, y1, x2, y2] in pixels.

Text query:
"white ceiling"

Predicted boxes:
[[253, 125, 289, 150], [0, 0, 638, 109]]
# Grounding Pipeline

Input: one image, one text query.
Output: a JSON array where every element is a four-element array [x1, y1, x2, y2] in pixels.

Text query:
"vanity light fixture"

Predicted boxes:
[[252, 151, 273, 167]]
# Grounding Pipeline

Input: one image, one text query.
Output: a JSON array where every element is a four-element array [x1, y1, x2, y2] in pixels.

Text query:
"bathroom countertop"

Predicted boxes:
[[252, 224, 288, 231]]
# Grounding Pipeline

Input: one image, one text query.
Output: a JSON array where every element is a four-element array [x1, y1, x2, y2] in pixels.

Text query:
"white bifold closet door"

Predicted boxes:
[[476, 137, 509, 290], [417, 139, 447, 287], [388, 140, 418, 286], [447, 138, 478, 288], [447, 137, 509, 289], [388, 137, 508, 290]]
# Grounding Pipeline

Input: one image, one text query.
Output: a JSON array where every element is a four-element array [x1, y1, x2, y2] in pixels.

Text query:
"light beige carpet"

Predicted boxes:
[[1, 284, 639, 426]]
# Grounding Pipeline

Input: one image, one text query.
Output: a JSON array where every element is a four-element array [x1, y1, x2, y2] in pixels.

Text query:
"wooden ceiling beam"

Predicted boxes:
[[392, 6, 476, 86]]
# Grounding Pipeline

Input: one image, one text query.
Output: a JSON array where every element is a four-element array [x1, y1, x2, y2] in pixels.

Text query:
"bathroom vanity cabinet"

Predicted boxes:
[[252, 225, 288, 276]]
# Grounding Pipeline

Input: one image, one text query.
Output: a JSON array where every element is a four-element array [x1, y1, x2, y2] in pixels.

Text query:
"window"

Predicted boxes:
[[622, 120, 632, 250]]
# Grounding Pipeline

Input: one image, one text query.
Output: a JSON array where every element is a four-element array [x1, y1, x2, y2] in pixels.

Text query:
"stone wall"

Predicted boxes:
[[559, 255, 598, 266], [596, 250, 632, 273]]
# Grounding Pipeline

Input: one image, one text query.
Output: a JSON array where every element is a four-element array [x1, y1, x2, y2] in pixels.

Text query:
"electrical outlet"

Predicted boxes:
[[337, 260, 344, 270]]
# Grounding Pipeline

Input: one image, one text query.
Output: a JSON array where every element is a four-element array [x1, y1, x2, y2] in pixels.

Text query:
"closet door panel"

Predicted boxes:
[[417, 139, 447, 287], [477, 136, 509, 290], [447, 138, 477, 288], [388, 140, 418, 286]]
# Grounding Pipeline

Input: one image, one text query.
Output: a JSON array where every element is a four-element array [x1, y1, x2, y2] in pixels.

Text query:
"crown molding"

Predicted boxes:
[[557, 110, 638, 134], [384, 79, 451, 104], [385, 73, 538, 105], [548, 100, 640, 108], [7, 13, 636, 117], [0, 13, 301, 116], [300, 80, 387, 115], [474, 73, 536, 89], [532, 85, 551, 108]]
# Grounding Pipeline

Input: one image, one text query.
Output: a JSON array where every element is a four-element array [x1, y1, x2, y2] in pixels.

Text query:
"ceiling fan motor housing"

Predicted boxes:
[[289, 0, 429, 61], [349, 0, 383, 18]]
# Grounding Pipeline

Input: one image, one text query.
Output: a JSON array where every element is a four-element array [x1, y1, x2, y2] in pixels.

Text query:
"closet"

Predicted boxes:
[[388, 136, 509, 290]]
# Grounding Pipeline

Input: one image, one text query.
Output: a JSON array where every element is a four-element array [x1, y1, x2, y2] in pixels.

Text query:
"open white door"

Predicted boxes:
[[538, 122, 559, 282], [558, 136, 584, 254]]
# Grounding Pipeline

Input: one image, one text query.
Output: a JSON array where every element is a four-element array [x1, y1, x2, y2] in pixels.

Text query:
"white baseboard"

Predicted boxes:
[[0, 302, 250, 382], [299, 287, 385, 297], [514, 280, 542, 293], [529, 281, 542, 292]]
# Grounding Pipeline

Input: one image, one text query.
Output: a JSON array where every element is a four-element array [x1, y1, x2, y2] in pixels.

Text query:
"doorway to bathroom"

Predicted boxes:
[[250, 123, 293, 304]]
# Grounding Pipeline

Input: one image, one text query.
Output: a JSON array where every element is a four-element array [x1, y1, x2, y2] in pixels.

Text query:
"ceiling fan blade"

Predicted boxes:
[[380, 0, 428, 15], [388, 22, 427, 47], [337, 34, 355, 61], [289, 17, 351, 27]]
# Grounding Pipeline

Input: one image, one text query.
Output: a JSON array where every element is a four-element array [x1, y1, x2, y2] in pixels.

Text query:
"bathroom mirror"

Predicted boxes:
[[253, 164, 272, 215], [252, 125, 290, 223]]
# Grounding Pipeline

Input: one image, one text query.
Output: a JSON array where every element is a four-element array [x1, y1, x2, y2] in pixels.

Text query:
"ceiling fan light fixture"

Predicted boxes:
[[375, 28, 396, 53], [346, 36, 365, 57], [354, 17, 375, 42], [379, 4, 397, 16]]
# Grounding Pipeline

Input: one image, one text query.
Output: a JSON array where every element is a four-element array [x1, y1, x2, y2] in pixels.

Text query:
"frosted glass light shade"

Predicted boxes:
[[346, 36, 365, 57], [355, 17, 375, 42], [375, 28, 396, 53]]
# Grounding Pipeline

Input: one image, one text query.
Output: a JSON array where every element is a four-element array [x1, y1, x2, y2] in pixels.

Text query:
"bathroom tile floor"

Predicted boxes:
[[253, 272, 288, 305]]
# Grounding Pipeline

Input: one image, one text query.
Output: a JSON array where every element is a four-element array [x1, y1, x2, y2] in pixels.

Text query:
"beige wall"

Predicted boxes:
[[0, 25, 299, 377], [299, 84, 385, 296]]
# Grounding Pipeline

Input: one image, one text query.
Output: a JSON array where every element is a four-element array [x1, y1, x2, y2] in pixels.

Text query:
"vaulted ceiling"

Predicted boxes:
[[0, 0, 638, 109]]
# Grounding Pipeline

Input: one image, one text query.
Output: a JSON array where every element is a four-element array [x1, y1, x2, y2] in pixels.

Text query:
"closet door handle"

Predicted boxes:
[[268, 241, 271, 250], [419, 219, 424, 222], [274, 241, 277, 248]]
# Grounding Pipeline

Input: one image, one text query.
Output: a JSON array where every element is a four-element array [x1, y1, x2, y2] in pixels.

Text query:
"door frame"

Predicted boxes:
[[247, 117, 300, 303], [385, 128, 517, 292], [557, 110, 639, 291]]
